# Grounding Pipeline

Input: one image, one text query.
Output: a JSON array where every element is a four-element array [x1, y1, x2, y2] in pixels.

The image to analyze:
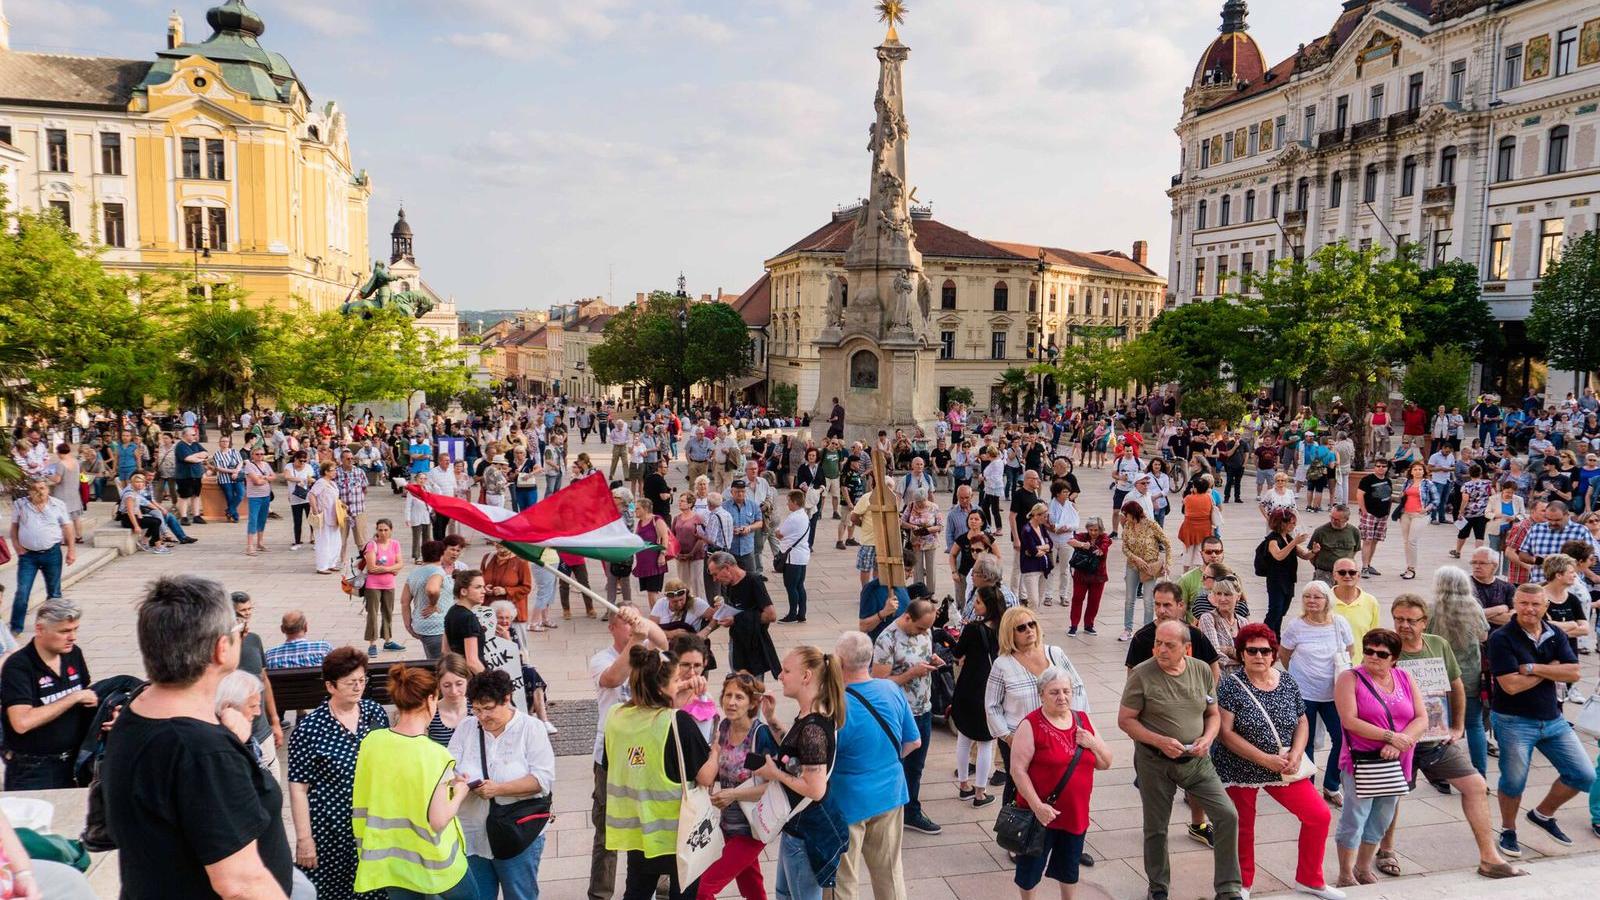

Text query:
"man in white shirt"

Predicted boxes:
[[8, 480, 77, 634], [1427, 445, 1456, 524], [607, 419, 629, 479]]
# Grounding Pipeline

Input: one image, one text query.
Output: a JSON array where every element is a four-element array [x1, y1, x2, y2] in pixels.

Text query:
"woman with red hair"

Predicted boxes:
[[1213, 623, 1344, 899]]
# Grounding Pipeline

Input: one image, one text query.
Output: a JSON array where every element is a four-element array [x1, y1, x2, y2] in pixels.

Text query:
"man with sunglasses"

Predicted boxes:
[[1380, 596, 1523, 878]]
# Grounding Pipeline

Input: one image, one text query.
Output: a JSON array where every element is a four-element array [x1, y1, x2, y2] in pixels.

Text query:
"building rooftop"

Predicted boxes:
[[729, 273, 771, 327], [0, 51, 153, 110]]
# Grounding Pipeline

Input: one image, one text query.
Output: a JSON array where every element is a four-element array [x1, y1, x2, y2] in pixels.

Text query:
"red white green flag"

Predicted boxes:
[[404, 473, 654, 564]]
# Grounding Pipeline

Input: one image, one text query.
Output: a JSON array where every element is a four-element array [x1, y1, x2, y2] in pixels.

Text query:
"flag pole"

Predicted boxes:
[[544, 561, 620, 615]]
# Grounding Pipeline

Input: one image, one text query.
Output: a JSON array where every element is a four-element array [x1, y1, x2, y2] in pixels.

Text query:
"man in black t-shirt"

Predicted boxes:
[[1124, 583, 1222, 677], [1007, 469, 1042, 593], [1, 598, 95, 790], [1357, 459, 1393, 576], [103, 574, 293, 899], [708, 552, 780, 678]]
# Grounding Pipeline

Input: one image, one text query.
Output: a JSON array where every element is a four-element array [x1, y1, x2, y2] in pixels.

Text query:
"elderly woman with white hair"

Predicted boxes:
[[216, 669, 276, 770], [1427, 565, 1492, 777], [604, 486, 637, 612], [1007, 665, 1113, 899], [902, 489, 942, 592]]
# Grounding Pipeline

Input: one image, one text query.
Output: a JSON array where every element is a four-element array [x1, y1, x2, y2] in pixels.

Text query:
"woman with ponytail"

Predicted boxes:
[[603, 645, 717, 899]]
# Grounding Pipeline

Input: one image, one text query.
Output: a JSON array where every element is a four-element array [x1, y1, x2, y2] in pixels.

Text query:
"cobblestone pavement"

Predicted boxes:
[[33, 431, 1600, 899]]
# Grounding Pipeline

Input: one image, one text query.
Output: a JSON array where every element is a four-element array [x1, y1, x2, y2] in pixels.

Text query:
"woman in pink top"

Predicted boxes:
[[670, 492, 707, 599], [1332, 628, 1425, 887], [633, 497, 672, 608], [361, 518, 407, 658]]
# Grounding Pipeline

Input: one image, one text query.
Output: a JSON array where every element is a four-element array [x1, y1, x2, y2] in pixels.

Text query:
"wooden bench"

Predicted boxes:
[[266, 658, 435, 713]]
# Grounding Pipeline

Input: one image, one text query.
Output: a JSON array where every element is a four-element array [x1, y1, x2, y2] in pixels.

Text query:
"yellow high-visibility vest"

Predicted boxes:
[[351, 729, 469, 895], [603, 706, 681, 858]]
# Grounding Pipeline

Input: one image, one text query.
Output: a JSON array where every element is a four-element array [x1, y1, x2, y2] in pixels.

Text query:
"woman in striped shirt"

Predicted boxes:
[[210, 436, 245, 523]]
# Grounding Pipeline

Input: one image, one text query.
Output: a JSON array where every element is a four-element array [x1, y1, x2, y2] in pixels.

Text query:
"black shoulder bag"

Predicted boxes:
[[993, 739, 1083, 858], [479, 720, 554, 859]]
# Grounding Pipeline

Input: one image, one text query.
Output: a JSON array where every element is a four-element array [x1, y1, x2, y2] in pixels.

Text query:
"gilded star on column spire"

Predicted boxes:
[[876, 0, 906, 42]]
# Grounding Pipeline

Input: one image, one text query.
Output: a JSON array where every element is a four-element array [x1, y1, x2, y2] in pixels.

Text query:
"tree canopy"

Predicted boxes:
[[1528, 229, 1600, 375], [589, 291, 753, 396]]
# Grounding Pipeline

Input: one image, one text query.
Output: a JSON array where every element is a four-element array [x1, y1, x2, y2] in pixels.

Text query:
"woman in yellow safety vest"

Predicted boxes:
[[351, 664, 480, 900], [604, 645, 716, 899]]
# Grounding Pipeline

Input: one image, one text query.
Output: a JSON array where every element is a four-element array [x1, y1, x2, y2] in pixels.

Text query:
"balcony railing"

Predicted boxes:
[[1350, 119, 1382, 141], [1283, 209, 1307, 228], [1387, 108, 1420, 134], [1316, 127, 1348, 149], [1422, 184, 1456, 208]]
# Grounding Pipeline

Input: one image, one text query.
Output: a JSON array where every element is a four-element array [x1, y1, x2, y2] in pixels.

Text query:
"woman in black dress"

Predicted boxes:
[[952, 585, 1004, 806]]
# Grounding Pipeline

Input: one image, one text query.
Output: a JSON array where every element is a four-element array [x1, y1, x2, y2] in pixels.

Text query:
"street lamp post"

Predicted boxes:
[[1033, 248, 1047, 411], [676, 272, 689, 412]]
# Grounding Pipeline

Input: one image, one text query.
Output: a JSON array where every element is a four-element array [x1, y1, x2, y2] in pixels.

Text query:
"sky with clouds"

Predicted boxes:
[[10, 0, 1324, 310]]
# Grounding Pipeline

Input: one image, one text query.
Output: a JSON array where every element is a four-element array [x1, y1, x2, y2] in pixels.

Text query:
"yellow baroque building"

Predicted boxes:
[[0, 0, 371, 311]]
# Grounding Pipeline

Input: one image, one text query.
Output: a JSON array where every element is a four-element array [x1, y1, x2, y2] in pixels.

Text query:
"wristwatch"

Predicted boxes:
[[1521, 663, 1534, 676]]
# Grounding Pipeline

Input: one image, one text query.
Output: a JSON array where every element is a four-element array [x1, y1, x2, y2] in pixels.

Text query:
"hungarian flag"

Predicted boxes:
[[404, 473, 654, 565]]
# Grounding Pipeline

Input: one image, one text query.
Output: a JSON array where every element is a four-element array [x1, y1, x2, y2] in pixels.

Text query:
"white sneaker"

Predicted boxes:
[[1293, 882, 1346, 900], [289, 543, 304, 550], [1568, 689, 1587, 704]]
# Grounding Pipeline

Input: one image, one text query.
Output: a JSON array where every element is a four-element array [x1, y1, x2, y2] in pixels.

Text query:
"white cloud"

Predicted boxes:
[[275, 4, 373, 37]]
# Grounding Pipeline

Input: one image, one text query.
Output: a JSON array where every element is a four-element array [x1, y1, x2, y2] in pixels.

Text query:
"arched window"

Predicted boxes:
[[1363, 164, 1378, 203], [1270, 185, 1281, 217], [992, 281, 1008, 311], [1548, 125, 1569, 175], [1438, 145, 1457, 185], [940, 278, 956, 309], [1028, 282, 1038, 312], [1244, 189, 1256, 221], [1496, 136, 1516, 182], [1197, 200, 1208, 229], [1329, 172, 1343, 208], [1220, 194, 1232, 225], [1295, 177, 1309, 210], [840, 277, 849, 308], [849, 349, 879, 389]]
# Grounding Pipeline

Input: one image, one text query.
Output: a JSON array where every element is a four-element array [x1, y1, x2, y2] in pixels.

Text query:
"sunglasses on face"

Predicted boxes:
[[1335, 569, 1359, 576], [1364, 648, 1393, 660], [1242, 645, 1275, 656], [1014, 620, 1039, 633]]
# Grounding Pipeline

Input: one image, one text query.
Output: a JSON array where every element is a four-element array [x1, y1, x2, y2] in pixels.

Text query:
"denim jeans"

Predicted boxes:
[[247, 496, 271, 535], [219, 480, 245, 520], [1122, 566, 1155, 631], [12, 544, 63, 631], [1464, 695, 1488, 778], [1335, 788, 1399, 849], [2, 752, 74, 791], [902, 711, 933, 820], [1302, 698, 1343, 793], [467, 833, 546, 900], [1492, 711, 1597, 798], [162, 513, 190, 541], [783, 563, 808, 620], [774, 831, 822, 900]]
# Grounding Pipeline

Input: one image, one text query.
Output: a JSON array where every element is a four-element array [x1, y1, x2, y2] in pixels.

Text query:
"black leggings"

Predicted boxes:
[[980, 493, 1003, 532], [121, 512, 162, 544], [622, 850, 690, 900], [291, 503, 308, 544]]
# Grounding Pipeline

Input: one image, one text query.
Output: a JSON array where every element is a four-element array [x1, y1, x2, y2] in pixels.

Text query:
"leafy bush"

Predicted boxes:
[[1179, 388, 1247, 427], [1402, 346, 1472, 414]]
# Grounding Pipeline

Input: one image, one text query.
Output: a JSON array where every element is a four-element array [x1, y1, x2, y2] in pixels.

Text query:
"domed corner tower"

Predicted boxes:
[[1183, 0, 1267, 114]]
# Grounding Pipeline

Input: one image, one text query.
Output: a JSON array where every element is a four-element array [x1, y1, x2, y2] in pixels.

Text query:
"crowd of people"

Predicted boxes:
[[3, 386, 1600, 899]]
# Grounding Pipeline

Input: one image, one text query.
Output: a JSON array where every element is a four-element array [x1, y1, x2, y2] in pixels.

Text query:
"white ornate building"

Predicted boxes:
[[1168, 0, 1600, 395]]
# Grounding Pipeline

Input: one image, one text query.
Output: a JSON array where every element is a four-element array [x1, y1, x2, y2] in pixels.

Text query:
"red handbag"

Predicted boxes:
[[0, 536, 11, 567]]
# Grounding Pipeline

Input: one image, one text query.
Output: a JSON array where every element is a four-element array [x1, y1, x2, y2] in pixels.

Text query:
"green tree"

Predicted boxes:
[[1528, 229, 1600, 376], [164, 283, 292, 427], [945, 386, 975, 408], [993, 366, 1033, 416], [1123, 299, 1262, 392], [769, 382, 799, 417], [458, 387, 495, 418], [1179, 387, 1247, 426], [1402, 345, 1473, 414], [283, 307, 432, 424], [589, 292, 754, 399], [0, 197, 166, 403], [1038, 325, 1127, 401], [1411, 258, 1499, 358]]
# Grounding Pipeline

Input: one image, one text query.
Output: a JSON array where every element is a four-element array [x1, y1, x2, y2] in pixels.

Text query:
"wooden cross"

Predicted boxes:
[[868, 449, 906, 587]]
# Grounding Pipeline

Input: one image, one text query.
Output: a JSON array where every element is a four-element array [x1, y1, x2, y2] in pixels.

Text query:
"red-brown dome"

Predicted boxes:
[[1192, 0, 1265, 89]]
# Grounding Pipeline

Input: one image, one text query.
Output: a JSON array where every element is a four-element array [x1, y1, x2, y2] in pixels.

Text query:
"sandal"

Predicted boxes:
[[1477, 862, 1525, 879], [1042, 598, 1054, 607], [1448, 550, 1461, 558], [1400, 568, 1416, 580], [1375, 851, 1401, 877]]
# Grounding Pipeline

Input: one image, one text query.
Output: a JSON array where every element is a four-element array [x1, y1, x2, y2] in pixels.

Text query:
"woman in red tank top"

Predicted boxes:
[[1008, 668, 1114, 895]]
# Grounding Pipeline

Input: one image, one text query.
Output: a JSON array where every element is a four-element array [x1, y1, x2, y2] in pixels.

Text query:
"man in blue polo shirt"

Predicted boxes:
[[407, 431, 432, 477], [830, 631, 920, 900], [1486, 583, 1595, 855], [858, 579, 916, 641]]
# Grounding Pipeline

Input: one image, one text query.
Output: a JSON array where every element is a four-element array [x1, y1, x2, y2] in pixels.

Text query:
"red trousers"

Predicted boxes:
[[694, 833, 767, 900], [1070, 579, 1105, 628], [1226, 779, 1331, 890]]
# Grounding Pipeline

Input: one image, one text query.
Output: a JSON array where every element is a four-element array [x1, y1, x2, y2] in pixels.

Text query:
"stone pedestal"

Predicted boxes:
[[815, 334, 937, 445]]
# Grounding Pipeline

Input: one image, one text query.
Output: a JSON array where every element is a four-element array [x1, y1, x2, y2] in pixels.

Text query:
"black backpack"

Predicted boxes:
[[1253, 535, 1274, 578]]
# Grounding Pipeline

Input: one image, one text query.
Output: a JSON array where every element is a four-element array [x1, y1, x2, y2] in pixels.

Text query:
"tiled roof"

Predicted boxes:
[[503, 325, 547, 348], [1194, 32, 1266, 89], [988, 241, 1160, 278], [0, 51, 152, 110], [572, 313, 613, 334], [1196, 0, 1435, 114], [729, 273, 771, 326], [774, 215, 1033, 262]]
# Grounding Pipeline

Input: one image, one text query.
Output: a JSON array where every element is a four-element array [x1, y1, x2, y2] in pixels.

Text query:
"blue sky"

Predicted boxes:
[[11, 0, 1321, 310]]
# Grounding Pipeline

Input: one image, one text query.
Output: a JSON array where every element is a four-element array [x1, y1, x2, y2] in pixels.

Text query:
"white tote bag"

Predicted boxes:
[[738, 727, 839, 844], [672, 717, 724, 886], [1575, 690, 1600, 739]]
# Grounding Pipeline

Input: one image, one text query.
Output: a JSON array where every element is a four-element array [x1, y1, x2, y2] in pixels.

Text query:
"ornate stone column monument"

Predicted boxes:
[[813, 1, 938, 443]]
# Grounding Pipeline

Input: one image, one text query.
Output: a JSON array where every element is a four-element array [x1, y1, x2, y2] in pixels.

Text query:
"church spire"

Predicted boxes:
[[1219, 0, 1248, 34]]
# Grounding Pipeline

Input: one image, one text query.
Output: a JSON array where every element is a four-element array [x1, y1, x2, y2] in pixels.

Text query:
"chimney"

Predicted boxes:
[[1132, 240, 1149, 266], [635, 291, 645, 305], [167, 8, 184, 49]]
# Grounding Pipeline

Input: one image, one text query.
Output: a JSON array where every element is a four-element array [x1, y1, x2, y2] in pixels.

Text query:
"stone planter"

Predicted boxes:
[[200, 475, 230, 520]]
